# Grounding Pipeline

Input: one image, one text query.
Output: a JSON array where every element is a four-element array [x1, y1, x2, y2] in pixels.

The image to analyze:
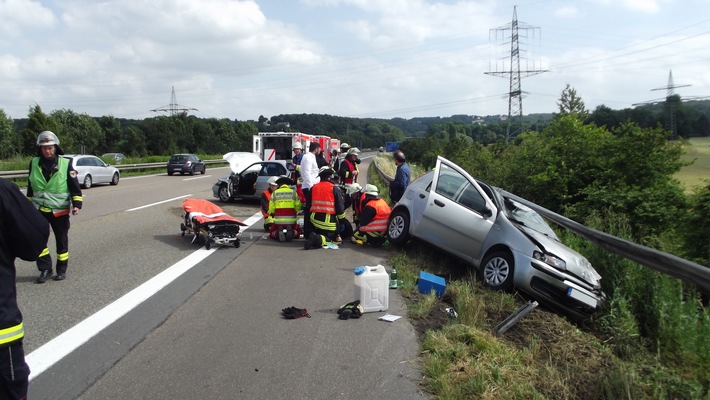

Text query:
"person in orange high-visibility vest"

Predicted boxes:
[[260, 176, 278, 231], [352, 184, 391, 247], [304, 167, 346, 250]]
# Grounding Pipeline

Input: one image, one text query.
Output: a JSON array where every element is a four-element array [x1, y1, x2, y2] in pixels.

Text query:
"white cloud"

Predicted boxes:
[[0, 0, 707, 120], [553, 6, 580, 18], [0, 0, 56, 38]]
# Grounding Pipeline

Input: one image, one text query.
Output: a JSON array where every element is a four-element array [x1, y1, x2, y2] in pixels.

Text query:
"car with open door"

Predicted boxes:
[[386, 156, 606, 320], [212, 152, 290, 202]]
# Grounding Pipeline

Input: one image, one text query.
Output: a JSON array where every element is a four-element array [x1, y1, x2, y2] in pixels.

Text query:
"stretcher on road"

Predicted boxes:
[[180, 198, 247, 249]]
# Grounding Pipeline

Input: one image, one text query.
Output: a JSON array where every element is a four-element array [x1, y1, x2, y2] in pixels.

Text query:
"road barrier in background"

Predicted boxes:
[[0, 159, 228, 180]]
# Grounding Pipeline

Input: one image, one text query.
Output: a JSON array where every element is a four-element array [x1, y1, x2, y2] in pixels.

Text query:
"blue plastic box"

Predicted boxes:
[[418, 271, 446, 297]]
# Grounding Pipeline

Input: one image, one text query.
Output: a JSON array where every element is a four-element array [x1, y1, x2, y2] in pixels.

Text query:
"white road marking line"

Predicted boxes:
[[183, 175, 212, 181], [125, 195, 192, 212], [26, 210, 263, 380]]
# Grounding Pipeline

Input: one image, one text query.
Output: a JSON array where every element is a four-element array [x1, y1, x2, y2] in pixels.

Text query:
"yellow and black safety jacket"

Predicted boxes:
[[309, 181, 345, 232], [0, 178, 49, 347], [27, 156, 83, 216], [268, 184, 302, 225]]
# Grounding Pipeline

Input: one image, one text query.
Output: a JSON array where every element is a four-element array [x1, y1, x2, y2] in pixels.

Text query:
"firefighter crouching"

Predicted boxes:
[[261, 176, 278, 231], [304, 167, 346, 250], [27, 131, 83, 283], [268, 176, 302, 242], [351, 184, 391, 247]]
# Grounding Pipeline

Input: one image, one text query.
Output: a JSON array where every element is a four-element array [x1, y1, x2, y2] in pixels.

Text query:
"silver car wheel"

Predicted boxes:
[[482, 251, 514, 291], [83, 174, 92, 189], [386, 210, 410, 245], [218, 184, 232, 202]]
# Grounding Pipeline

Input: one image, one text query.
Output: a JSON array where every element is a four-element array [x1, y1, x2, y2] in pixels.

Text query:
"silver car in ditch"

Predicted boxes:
[[387, 156, 605, 319]]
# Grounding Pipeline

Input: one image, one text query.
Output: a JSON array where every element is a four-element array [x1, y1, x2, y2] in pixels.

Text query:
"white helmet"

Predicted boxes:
[[37, 131, 60, 146], [347, 147, 360, 156], [364, 184, 379, 197], [318, 166, 334, 177], [293, 142, 303, 150], [345, 183, 363, 196], [267, 176, 279, 185], [340, 142, 350, 151]]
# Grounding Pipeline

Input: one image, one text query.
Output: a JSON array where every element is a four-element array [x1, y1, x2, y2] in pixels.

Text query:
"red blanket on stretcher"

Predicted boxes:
[[182, 198, 247, 226]]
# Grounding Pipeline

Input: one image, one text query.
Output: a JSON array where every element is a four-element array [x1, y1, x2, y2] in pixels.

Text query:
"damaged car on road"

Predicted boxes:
[[212, 152, 290, 202], [386, 156, 606, 320]]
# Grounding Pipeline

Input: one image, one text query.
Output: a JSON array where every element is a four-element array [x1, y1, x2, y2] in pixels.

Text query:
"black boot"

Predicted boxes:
[[36, 269, 53, 284]]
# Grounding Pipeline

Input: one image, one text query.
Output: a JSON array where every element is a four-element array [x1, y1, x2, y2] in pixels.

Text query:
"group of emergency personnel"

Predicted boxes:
[[259, 140, 392, 250]]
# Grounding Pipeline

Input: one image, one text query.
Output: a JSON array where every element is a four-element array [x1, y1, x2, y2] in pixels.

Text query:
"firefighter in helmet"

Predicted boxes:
[[27, 131, 83, 283]]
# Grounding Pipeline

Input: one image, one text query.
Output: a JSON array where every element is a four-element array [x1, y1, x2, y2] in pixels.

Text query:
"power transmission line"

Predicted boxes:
[[485, 5, 548, 142], [151, 86, 198, 116]]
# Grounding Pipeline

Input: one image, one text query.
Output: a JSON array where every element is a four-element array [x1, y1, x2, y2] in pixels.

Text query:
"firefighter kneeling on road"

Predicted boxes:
[[351, 184, 391, 247], [268, 176, 302, 242], [304, 167, 346, 250], [260, 176, 278, 231]]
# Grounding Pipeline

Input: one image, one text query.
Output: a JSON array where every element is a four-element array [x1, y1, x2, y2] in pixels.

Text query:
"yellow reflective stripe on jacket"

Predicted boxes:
[[0, 323, 24, 345], [57, 252, 69, 261], [310, 213, 337, 231]]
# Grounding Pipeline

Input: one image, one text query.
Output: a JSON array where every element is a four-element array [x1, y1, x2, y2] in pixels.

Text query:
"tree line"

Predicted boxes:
[[0, 106, 407, 159], [1, 91, 707, 159]]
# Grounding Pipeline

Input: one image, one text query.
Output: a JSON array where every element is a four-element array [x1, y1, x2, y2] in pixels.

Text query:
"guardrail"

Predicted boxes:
[[0, 159, 228, 180], [372, 156, 710, 291]]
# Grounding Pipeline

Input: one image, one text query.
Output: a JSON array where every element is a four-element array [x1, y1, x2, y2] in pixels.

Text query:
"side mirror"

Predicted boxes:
[[481, 207, 493, 218]]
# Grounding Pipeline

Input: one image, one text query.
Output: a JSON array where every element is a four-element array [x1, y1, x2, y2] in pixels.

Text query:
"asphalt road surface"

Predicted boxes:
[[16, 155, 427, 399]]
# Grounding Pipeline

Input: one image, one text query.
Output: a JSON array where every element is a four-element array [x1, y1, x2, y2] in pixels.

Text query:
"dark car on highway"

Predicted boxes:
[[167, 154, 206, 175], [387, 156, 606, 320]]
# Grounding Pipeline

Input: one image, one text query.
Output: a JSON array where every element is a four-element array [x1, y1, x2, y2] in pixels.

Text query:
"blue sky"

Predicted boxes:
[[0, 0, 708, 121]]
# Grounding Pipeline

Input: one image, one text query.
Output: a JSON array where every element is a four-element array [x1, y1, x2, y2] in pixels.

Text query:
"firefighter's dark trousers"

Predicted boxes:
[[37, 211, 70, 275]]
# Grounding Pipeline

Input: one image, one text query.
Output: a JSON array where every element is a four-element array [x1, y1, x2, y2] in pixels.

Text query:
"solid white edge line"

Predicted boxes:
[[126, 194, 192, 212], [27, 210, 262, 381]]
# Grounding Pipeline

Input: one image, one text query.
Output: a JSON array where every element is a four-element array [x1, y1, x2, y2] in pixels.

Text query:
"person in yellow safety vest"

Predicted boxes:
[[0, 177, 50, 399], [27, 131, 83, 283], [268, 176, 303, 242], [260, 176, 278, 231], [352, 184, 391, 247], [304, 166, 346, 250]]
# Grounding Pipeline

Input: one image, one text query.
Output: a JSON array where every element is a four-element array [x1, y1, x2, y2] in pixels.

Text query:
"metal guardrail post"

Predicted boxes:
[[494, 301, 538, 335]]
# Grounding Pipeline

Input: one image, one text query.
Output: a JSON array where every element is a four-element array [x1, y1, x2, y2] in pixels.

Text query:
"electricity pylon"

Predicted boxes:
[[633, 70, 690, 138], [151, 86, 198, 116], [485, 6, 547, 142]]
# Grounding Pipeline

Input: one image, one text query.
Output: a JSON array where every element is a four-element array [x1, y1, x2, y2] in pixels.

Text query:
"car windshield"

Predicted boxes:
[[171, 155, 188, 162], [502, 197, 558, 238]]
